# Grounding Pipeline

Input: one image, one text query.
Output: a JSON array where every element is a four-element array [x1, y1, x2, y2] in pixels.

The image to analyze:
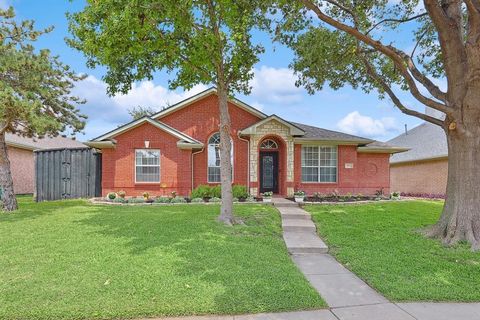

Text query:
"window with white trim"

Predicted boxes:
[[260, 139, 278, 149], [301, 146, 337, 183], [135, 149, 160, 183], [207, 132, 233, 183]]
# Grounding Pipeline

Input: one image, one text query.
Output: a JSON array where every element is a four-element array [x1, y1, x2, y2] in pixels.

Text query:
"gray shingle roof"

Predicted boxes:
[[291, 122, 373, 143], [6, 133, 86, 150], [388, 122, 447, 163]]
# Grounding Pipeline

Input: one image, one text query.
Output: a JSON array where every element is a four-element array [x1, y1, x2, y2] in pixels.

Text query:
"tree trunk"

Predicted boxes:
[[425, 103, 480, 250], [216, 83, 234, 225], [0, 132, 18, 211]]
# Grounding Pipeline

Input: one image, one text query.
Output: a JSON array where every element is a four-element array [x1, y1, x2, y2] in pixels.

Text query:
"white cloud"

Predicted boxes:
[[250, 66, 303, 104], [72, 75, 209, 139], [337, 111, 399, 139]]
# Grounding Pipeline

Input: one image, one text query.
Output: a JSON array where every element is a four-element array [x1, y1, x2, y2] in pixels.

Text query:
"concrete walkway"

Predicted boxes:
[[146, 198, 480, 320]]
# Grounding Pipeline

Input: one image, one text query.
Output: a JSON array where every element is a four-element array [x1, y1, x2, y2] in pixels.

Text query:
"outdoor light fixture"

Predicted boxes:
[[144, 140, 150, 148]]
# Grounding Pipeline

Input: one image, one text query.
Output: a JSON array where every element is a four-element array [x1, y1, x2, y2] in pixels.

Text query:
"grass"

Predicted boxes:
[[0, 196, 325, 320], [305, 200, 480, 302]]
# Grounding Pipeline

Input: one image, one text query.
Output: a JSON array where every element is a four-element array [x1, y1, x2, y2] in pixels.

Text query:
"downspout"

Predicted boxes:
[[237, 132, 250, 195], [191, 148, 204, 193]]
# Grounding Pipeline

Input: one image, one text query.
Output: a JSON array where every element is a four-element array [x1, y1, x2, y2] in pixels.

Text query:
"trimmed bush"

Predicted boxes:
[[112, 197, 126, 203], [232, 185, 248, 199], [107, 192, 116, 200], [154, 197, 171, 203], [211, 185, 221, 198], [191, 197, 204, 203], [210, 197, 221, 203], [129, 198, 145, 203], [171, 197, 187, 203], [191, 185, 212, 199]]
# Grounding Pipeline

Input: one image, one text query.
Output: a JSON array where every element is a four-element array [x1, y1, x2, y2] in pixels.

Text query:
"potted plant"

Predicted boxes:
[[294, 190, 305, 203], [261, 191, 273, 203], [107, 192, 116, 201], [391, 191, 401, 200], [143, 191, 150, 201]]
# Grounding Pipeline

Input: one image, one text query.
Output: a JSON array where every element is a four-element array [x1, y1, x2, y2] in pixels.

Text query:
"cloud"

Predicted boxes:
[[250, 66, 303, 104], [72, 75, 209, 139], [337, 111, 399, 139]]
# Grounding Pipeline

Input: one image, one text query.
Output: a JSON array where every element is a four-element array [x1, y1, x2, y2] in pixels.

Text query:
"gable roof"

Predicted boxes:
[[239, 115, 306, 136], [151, 87, 267, 120], [291, 122, 374, 144], [357, 141, 409, 154], [92, 116, 202, 147], [6, 133, 85, 151], [388, 122, 447, 163]]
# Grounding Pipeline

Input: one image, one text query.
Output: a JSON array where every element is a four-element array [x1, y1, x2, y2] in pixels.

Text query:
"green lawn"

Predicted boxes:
[[305, 201, 480, 302], [0, 197, 324, 320]]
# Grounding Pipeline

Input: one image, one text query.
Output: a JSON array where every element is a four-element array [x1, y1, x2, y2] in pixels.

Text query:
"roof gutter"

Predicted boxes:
[[357, 146, 410, 154]]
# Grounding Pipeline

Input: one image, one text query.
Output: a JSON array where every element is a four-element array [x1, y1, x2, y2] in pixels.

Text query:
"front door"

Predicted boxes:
[[260, 151, 279, 193]]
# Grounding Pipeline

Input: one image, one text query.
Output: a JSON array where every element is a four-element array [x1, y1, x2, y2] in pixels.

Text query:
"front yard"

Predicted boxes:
[[306, 201, 480, 302], [0, 197, 324, 320]]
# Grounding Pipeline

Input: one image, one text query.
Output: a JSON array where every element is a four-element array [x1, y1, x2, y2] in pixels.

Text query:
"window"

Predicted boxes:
[[301, 146, 337, 183], [135, 149, 160, 183], [207, 132, 233, 183], [260, 139, 278, 149]]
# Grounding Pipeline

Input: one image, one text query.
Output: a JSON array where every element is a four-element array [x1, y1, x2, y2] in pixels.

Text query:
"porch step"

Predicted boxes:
[[282, 218, 317, 232], [283, 231, 328, 254]]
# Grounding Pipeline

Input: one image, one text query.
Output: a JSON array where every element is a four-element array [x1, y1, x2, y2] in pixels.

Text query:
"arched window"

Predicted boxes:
[[207, 132, 233, 182], [260, 139, 278, 149]]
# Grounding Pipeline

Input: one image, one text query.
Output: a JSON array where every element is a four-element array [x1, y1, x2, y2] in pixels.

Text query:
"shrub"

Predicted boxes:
[[246, 196, 256, 202], [211, 185, 222, 198], [191, 197, 204, 203], [210, 197, 221, 203], [171, 197, 187, 203], [129, 197, 145, 204], [112, 197, 126, 203], [117, 190, 126, 198], [154, 196, 171, 203], [142, 192, 150, 199], [191, 185, 212, 198], [294, 190, 305, 197], [107, 192, 116, 200], [232, 185, 248, 199], [233, 197, 239, 202]]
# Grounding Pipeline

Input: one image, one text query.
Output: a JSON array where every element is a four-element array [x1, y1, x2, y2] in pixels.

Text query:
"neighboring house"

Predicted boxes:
[[86, 88, 406, 197], [388, 121, 448, 195], [6, 133, 86, 194]]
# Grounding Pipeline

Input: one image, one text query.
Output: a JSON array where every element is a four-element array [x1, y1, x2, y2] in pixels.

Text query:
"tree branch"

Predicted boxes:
[[358, 51, 444, 127], [299, 0, 453, 115], [366, 13, 428, 35]]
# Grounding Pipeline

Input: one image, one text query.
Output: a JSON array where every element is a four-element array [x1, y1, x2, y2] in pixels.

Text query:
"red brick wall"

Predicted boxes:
[[7, 146, 34, 194], [101, 122, 192, 197], [390, 158, 447, 195], [293, 145, 390, 196], [160, 94, 261, 188]]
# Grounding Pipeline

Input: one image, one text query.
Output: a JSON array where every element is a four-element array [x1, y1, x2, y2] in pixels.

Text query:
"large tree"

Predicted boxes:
[[276, 0, 480, 249], [0, 7, 86, 211], [68, 0, 266, 224]]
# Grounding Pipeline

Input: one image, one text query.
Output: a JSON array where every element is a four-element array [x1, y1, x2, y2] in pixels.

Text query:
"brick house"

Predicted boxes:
[[6, 133, 85, 194], [87, 88, 406, 197], [388, 121, 448, 196]]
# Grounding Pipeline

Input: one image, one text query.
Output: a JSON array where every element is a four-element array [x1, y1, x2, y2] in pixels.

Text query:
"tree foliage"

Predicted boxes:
[[0, 7, 86, 211], [128, 106, 157, 120], [0, 7, 86, 138], [68, 0, 268, 223]]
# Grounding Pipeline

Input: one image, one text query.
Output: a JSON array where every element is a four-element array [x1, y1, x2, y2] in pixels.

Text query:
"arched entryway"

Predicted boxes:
[[258, 136, 286, 195]]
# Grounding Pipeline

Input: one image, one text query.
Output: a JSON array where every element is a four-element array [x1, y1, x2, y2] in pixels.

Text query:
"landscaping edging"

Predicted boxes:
[[300, 199, 412, 206], [89, 198, 273, 206]]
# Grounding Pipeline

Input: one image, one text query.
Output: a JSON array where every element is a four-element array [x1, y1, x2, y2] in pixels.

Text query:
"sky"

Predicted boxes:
[[4, 0, 435, 142]]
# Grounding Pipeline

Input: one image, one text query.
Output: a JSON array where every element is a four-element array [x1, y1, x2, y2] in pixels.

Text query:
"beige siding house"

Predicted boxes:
[[388, 122, 448, 196], [6, 134, 85, 194]]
